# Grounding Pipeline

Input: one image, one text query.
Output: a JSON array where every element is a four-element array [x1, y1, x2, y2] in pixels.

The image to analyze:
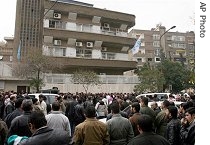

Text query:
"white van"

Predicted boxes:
[[136, 93, 182, 107], [28, 93, 59, 105], [136, 93, 170, 101]]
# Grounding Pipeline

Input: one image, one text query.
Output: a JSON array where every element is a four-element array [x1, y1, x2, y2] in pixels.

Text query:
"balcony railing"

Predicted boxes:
[[43, 45, 130, 61], [44, 19, 128, 37]]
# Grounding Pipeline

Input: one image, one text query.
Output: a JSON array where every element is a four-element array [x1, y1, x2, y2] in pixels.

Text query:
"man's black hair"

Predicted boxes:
[[84, 105, 96, 118], [137, 114, 153, 132], [52, 101, 60, 111], [28, 111, 47, 129], [167, 106, 178, 119]]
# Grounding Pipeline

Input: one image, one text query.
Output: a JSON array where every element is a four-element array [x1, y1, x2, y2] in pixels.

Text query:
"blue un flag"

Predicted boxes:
[[131, 37, 141, 55], [17, 40, 21, 61]]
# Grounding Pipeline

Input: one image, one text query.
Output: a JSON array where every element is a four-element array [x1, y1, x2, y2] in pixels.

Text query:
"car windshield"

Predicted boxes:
[[156, 94, 168, 101]]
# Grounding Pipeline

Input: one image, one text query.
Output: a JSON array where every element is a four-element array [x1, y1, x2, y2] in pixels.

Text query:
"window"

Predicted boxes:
[[49, 20, 66, 29], [102, 52, 115, 60], [171, 36, 185, 41], [76, 48, 92, 58], [153, 41, 160, 47], [153, 34, 160, 40], [139, 49, 145, 54], [154, 48, 160, 56], [155, 57, 161, 62], [171, 43, 186, 49], [137, 58, 142, 62], [148, 58, 152, 61], [188, 44, 195, 50], [55, 47, 66, 56]]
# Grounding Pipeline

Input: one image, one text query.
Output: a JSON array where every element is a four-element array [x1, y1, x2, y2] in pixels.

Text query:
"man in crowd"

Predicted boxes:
[[154, 100, 170, 136], [139, 97, 156, 121], [0, 117, 8, 145], [106, 101, 134, 145], [73, 105, 110, 145], [180, 107, 195, 145], [8, 98, 33, 137], [18, 111, 70, 145], [128, 114, 170, 145], [165, 106, 181, 145], [46, 101, 71, 137], [129, 102, 141, 136], [65, 95, 78, 136], [39, 94, 47, 115], [4, 98, 23, 128], [3, 95, 16, 119]]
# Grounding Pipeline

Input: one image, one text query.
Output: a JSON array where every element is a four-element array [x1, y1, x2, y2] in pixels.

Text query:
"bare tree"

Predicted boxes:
[[13, 49, 61, 92], [72, 69, 100, 93]]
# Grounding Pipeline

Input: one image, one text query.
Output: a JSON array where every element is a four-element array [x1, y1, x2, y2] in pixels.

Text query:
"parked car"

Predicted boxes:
[[28, 93, 59, 105], [136, 93, 170, 101], [136, 93, 183, 108]]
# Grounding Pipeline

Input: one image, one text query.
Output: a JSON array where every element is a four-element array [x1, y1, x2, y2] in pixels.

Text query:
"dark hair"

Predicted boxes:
[[167, 106, 178, 119], [154, 94, 157, 98], [110, 101, 120, 114], [32, 98, 38, 104], [169, 94, 174, 98], [39, 94, 44, 99], [182, 102, 189, 110], [57, 96, 62, 101], [137, 114, 153, 132], [186, 101, 194, 108], [162, 100, 170, 108], [24, 95, 31, 99], [84, 105, 96, 118], [131, 102, 140, 112], [185, 107, 195, 115], [15, 98, 24, 108], [141, 97, 148, 106], [28, 111, 47, 129], [99, 100, 105, 105], [22, 99, 33, 111], [169, 101, 175, 106], [52, 102, 60, 111]]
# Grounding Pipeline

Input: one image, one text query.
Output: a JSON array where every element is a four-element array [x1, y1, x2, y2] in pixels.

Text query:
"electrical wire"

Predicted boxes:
[[32, 0, 58, 29]]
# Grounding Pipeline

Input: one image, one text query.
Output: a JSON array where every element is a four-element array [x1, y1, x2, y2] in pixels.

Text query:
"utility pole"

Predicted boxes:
[[159, 26, 176, 61]]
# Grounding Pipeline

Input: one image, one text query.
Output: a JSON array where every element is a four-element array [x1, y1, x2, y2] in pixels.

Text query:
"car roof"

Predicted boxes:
[[28, 93, 58, 96], [136, 93, 170, 99]]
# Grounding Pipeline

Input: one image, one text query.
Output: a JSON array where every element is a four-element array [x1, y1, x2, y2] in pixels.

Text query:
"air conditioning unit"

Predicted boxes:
[[86, 42, 93, 48], [76, 42, 83, 47], [104, 23, 110, 28], [54, 40, 61, 45], [101, 47, 107, 51], [54, 13, 61, 19]]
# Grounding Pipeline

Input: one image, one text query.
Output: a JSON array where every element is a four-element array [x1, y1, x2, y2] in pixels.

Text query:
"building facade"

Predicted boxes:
[[128, 26, 195, 70], [1, 0, 195, 93], [2, 0, 139, 93], [13, 0, 138, 75]]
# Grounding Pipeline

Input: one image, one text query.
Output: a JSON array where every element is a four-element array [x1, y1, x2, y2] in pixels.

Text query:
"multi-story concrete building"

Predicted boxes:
[[129, 26, 195, 70], [6, 0, 139, 93], [1, 0, 194, 93], [13, 0, 137, 75], [0, 37, 13, 62]]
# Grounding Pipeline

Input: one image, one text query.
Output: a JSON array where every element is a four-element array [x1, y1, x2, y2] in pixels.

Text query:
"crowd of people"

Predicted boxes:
[[0, 91, 195, 145]]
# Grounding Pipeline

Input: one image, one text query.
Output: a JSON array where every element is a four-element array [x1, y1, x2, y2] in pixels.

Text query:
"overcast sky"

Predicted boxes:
[[0, 0, 195, 41]]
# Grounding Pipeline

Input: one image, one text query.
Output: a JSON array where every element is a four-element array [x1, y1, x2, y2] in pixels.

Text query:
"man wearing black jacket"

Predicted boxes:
[[128, 114, 170, 145], [18, 111, 70, 145]]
